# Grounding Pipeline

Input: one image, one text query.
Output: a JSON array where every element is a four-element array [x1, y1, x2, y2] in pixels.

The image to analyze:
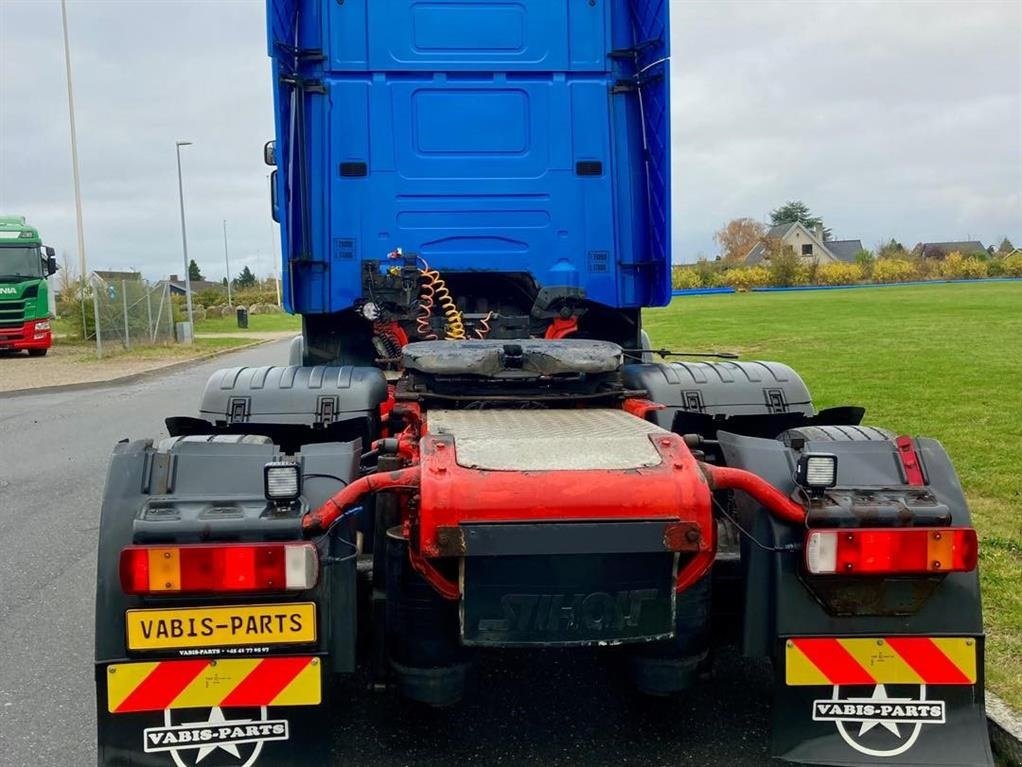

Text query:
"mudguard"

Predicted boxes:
[[94, 438, 358, 766], [718, 431, 993, 766], [622, 361, 814, 432], [198, 365, 387, 427]]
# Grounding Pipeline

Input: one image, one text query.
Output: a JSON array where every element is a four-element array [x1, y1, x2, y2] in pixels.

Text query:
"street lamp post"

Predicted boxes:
[[175, 141, 194, 339], [60, 0, 89, 345], [222, 219, 232, 306]]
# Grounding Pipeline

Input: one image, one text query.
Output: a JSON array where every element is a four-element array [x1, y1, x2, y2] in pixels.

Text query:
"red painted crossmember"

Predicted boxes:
[[418, 430, 716, 596]]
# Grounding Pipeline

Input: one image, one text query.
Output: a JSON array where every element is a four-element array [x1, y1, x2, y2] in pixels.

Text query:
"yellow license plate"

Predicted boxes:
[[126, 603, 316, 651]]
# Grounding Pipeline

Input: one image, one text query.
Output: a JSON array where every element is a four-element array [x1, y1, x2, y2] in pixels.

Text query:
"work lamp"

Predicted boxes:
[[794, 453, 838, 492], [264, 461, 301, 502]]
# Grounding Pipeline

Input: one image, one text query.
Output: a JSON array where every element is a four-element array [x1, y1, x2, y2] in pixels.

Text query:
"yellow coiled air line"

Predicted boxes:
[[417, 259, 466, 340]]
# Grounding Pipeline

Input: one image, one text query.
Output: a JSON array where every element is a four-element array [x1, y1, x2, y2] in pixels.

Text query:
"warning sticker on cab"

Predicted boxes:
[[126, 603, 316, 651]]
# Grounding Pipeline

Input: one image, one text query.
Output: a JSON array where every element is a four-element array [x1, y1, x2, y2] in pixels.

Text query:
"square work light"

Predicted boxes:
[[794, 453, 838, 492], [264, 461, 302, 502]]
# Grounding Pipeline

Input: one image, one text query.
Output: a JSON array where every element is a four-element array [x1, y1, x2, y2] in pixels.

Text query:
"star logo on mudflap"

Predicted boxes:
[[143, 706, 289, 767], [813, 684, 946, 758]]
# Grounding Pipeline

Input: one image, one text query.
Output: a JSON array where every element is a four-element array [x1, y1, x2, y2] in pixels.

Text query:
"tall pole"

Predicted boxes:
[[60, 0, 89, 343], [222, 219, 232, 306], [175, 141, 194, 338]]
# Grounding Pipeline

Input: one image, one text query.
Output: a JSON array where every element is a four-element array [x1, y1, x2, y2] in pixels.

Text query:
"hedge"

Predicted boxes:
[[671, 251, 1019, 290]]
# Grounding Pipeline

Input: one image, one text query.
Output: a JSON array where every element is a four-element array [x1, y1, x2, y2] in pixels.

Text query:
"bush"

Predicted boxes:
[[938, 252, 988, 280], [816, 262, 863, 285], [872, 258, 917, 283], [793, 262, 816, 286], [855, 249, 875, 280], [671, 266, 703, 290], [799, 259, 820, 286], [998, 253, 1022, 277], [195, 289, 228, 308], [693, 258, 726, 288], [767, 249, 801, 287], [233, 286, 278, 306], [57, 292, 94, 340], [717, 266, 770, 291], [912, 256, 939, 281], [169, 295, 209, 322], [248, 303, 283, 315]]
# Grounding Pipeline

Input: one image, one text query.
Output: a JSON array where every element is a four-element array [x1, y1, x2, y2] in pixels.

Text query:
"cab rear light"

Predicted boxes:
[[119, 542, 318, 595], [805, 527, 978, 575]]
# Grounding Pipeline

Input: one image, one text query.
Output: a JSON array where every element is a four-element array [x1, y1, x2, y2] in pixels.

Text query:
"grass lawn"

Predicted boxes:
[[51, 313, 301, 338], [54, 335, 254, 361], [645, 281, 1022, 708], [194, 313, 301, 334]]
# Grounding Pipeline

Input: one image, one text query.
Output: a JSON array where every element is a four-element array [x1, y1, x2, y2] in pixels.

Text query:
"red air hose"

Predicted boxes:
[[699, 464, 806, 525], [303, 467, 420, 534]]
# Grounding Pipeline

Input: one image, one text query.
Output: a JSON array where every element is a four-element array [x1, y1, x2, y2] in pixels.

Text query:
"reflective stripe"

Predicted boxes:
[[838, 639, 925, 685], [220, 657, 316, 708], [169, 659, 260, 709], [107, 657, 321, 713], [885, 637, 975, 685], [110, 660, 209, 713], [786, 637, 976, 686]]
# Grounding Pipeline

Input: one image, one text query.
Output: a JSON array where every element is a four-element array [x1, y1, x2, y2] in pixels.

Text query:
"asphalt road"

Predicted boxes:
[[0, 340, 775, 767]]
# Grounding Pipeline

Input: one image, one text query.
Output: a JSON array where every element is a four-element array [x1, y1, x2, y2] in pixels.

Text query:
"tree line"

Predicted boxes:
[[187, 258, 259, 289]]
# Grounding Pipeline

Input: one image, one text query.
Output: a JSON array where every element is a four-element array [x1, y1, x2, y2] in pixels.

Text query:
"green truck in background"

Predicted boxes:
[[0, 215, 58, 357]]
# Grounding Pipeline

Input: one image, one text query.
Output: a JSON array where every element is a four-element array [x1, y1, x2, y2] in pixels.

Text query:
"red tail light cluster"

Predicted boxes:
[[120, 542, 318, 595], [805, 527, 978, 576]]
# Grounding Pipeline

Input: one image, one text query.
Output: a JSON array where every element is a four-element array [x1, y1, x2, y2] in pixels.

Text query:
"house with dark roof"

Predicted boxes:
[[911, 241, 987, 259], [155, 274, 226, 296], [744, 222, 863, 265], [90, 270, 142, 283]]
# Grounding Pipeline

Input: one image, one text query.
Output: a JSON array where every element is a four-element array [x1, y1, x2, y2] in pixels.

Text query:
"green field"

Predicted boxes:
[[54, 335, 254, 361], [645, 282, 1022, 707], [51, 312, 302, 339], [194, 313, 301, 334]]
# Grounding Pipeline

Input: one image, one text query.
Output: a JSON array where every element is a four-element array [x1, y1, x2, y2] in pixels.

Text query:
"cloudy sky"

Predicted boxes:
[[0, 0, 1019, 279]]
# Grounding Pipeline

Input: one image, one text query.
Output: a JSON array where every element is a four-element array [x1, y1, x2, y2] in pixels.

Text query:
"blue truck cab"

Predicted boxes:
[[266, 0, 670, 362]]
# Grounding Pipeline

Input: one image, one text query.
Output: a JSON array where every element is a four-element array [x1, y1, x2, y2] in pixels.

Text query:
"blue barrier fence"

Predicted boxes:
[[671, 277, 1021, 297]]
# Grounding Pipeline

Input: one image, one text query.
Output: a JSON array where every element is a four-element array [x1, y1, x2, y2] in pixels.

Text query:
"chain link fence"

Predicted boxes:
[[87, 276, 176, 357]]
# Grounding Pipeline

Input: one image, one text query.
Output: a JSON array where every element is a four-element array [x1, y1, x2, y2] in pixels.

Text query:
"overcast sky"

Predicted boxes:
[[1, 0, 1019, 279]]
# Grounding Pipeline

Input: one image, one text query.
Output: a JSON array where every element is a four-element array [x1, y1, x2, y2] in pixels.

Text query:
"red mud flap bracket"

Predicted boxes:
[[772, 636, 994, 766]]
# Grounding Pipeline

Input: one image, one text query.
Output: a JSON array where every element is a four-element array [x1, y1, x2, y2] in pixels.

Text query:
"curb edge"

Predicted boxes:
[[989, 691, 1022, 766]]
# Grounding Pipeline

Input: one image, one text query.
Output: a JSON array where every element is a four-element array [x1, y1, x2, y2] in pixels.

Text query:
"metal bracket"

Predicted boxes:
[[227, 397, 250, 425], [608, 38, 660, 61], [683, 390, 705, 412], [765, 388, 788, 414], [279, 74, 326, 95], [316, 395, 338, 426]]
